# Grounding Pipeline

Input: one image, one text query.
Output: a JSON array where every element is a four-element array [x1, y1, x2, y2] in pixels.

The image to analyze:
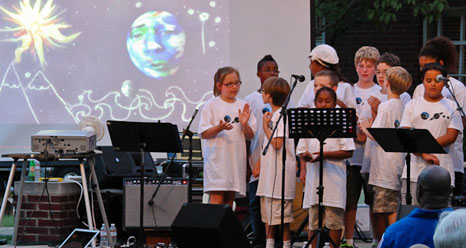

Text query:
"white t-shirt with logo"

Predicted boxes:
[[296, 137, 355, 209], [198, 96, 257, 196], [256, 108, 296, 200], [350, 83, 382, 166], [245, 91, 271, 182], [413, 77, 466, 173], [400, 97, 463, 185], [368, 98, 405, 191]]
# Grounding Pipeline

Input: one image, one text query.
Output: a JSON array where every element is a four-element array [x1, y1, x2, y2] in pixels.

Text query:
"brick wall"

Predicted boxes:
[[14, 181, 80, 244], [330, 7, 424, 93]]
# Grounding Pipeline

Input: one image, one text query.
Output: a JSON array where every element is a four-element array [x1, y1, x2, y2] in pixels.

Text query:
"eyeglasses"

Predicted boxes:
[[258, 89, 265, 93], [223, 81, 242, 88]]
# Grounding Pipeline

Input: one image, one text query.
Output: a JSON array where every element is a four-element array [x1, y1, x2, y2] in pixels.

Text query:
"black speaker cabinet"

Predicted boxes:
[[123, 178, 187, 229], [171, 203, 251, 248]]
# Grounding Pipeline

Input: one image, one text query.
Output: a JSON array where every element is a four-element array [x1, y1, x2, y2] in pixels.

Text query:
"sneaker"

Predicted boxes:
[[340, 243, 354, 248]]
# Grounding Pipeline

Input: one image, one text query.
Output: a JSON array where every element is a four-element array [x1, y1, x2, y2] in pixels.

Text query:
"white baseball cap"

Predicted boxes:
[[309, 44, 339, 65]]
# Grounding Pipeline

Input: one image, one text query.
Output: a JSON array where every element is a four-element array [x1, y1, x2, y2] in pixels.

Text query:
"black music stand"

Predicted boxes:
[[367, 128, 446, 204], [288, 108, 356, 248], [106, 121, 182, 247]]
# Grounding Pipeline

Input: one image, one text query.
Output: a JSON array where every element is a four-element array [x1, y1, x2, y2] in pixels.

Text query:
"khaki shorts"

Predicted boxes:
[[309, 205, 344, 231], [401, 179, 419, 206], [372, 186, 400, 213], [260, 197, 293, 225]]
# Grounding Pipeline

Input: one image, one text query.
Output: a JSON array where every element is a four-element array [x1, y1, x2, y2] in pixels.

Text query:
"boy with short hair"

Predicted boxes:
[[245, 54, 279, 248], [254, 77, 296, 248], [360, 66, 413, 243], [400, 63, 462, 205], [343, 46, 382, 248]]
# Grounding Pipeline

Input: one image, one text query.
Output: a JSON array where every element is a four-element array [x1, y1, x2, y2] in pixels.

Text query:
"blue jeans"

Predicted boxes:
[[249, 180, 266, 248]]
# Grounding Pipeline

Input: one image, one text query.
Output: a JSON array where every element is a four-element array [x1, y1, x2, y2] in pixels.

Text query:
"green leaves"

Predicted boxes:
[[316, 0, 449, 42]]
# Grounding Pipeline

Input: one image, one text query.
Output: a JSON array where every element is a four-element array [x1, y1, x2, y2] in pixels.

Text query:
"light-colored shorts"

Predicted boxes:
[[309, 205, 344, 231], [372, 186, 400, 213], [401, 179, 419, 206], [260, 197, 293, 225]]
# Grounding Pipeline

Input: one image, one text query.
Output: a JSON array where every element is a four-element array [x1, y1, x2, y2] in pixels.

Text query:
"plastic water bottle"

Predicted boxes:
[[34, 161, 41, 182], [323, 242, 331, 248], [110, 223, 117, 245], [100, 224, 109, 247], [28, 161, 35, 181]]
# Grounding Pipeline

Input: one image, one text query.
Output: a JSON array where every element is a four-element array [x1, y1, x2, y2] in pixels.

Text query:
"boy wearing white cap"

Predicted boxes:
[[297, 44, 356, 110]]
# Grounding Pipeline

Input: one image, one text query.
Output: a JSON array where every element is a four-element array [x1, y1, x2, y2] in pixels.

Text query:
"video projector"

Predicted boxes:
[[31, 130, 96, 154]]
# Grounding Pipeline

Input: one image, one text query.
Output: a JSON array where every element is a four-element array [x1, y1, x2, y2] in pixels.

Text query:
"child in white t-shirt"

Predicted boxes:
[[245, 55, 278, 248], [253, 77, 296, 248], [359, 66, 412, 243], [297, 87, 355, 248], [400, 63, 463, 205], [345, 46, 381, 247], [297, 44, 356, 110], [198, 66, 256, 206]]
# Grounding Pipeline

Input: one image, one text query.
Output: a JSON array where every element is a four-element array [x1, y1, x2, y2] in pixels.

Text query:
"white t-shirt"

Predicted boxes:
[[350, 83, 382, 166], [380, 92, 411, 107], [400, 97, 463, 185], [297, 80, 357, 109], [296, 137, 355, 209], [245, 91, 271, 182], [413, 77, 466, 173], [198, 96, 257, 196], [256, 109, 296, 200], [361, 92, 410, 174], [368, 98, 405, 191]]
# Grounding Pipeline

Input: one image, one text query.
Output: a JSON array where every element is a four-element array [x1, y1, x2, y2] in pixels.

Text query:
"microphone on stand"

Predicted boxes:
[[436, 74, 450, 82], [291, 74, 306, 82]]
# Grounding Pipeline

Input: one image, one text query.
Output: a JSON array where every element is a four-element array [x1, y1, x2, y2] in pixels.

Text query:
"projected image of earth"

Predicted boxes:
[[0, 0, 229, 126], [127, 11, 186, 79]]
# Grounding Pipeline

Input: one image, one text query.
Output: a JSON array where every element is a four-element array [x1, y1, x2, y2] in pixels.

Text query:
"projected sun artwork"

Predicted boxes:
[[0, 0, 81, 68], [0, 0, 228, 127]]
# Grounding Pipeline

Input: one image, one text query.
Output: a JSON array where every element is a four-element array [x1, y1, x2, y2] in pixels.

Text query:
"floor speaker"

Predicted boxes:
[[171, 203, 251, 248], [123, 178, 187, 229]]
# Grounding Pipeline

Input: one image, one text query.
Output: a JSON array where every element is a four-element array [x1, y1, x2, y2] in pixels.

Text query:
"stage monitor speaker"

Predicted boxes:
[[123, 178, 188, 229], [171, 203, 251, 248]]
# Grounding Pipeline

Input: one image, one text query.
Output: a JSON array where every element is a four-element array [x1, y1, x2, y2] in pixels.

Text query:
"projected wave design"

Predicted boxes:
[[70, 86, 212, 123], [0, 61, 212, 124]]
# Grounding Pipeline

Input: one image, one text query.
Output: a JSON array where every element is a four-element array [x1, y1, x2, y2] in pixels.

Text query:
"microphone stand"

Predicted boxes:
[[148, 109, 199, 206], [262, 76, 299, 246], [444, 78, 466, 118]]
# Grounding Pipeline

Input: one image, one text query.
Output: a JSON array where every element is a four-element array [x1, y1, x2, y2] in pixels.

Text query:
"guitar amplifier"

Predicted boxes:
[[123, 177, 188, 229]]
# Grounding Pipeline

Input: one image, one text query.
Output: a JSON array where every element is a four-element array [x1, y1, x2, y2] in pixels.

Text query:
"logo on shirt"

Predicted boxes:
[[356, 97, 362, 104], [394, 120, 400, 128], [420, 112, 429, 120], [262, 107, 271, 114], [420, 112, 450, 121], [224, 115, 239, 123]]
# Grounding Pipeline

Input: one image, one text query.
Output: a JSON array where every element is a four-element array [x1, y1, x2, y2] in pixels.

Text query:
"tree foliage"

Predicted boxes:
[[316, 0, 449, 44]]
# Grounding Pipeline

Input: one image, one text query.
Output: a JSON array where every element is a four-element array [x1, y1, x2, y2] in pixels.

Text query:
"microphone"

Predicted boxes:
[[192, 108, 199, 118], [291, 74, 305, 82], [435, 74, 449, 82]]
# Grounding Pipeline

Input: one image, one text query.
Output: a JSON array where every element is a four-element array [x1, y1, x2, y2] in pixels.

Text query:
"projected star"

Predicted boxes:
[[0, 0, 81, 67]]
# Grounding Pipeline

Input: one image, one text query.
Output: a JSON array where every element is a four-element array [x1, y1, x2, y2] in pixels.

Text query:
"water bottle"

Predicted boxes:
[[28, 161, 35, 181], [34, 161, 41, 182], [100, 224, 109, 247], [110, 223, 117, 244], [323, 242, 331, 248]]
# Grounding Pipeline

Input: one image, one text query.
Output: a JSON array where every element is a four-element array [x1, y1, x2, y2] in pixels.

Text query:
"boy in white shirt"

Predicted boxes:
[[297, 87, 355, 248], [400, 63, 463, 205], [297, 44, 356, 110], [245, 54, 278, 248], [344, 46, 381, 248], [253, 77, 296, 248], [359, 66, 412, 244]]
